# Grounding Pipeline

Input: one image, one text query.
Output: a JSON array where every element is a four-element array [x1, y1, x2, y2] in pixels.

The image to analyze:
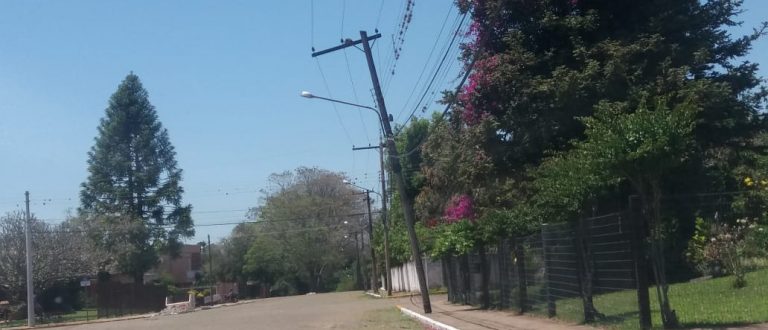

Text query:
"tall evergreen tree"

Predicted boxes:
[[80, 73, 194, 283]]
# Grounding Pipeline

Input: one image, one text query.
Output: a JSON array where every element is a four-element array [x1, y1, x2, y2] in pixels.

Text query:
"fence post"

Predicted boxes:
[[574, 217, 597, 323], [629, 196, 652, 330], [514, 238, 527, 313], [442, 256, 453, 302], [450, 256, 459, 303], [479, 244, 491, 309], [499, 238, 511, 309], [461, 254, 471, 305], [541, 224, 557, 317]]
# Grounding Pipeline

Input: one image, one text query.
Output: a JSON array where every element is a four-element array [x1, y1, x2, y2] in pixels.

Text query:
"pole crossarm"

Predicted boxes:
[[312, 34, 381, 57], [352, 145, 381, 151]]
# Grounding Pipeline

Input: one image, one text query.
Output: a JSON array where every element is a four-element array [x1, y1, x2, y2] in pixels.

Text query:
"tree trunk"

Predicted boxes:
[[648, 178, 678, 328], [633, 177, 678, 329]]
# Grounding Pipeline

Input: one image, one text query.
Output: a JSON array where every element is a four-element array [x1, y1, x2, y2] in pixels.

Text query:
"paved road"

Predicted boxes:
[[58, 292, 404, 330]]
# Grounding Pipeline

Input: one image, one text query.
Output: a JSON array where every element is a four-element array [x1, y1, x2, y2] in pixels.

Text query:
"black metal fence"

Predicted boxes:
[[444, 211, 645, 328], [0, 282, 165, 328], [95, 282, 167, 318]]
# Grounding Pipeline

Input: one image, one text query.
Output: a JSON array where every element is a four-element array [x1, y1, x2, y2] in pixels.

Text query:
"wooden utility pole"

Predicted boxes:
[[352, 144, 392, 296], [313, 31, 432, 312], [25, 191, 34, 327], [379, 144, 392, 296], [355, 231, 364, 290], [207, 235, 213, 282], [364, 191, 378, 293]]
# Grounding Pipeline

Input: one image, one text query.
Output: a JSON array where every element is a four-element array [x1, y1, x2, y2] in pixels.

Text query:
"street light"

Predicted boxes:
[[300, 91, 381, 120], [300, 91, 395, 133]]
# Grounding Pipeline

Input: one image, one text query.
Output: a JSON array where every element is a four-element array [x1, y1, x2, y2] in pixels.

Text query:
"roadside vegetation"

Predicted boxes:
[[360, 308, 424, 330], [542, 268, 768, 329]]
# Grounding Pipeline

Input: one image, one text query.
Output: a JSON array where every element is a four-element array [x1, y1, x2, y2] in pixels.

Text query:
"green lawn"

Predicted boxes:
[[541, 268, 768, 329], [1, 308, 98, 328], [359, 308, 425, 329]]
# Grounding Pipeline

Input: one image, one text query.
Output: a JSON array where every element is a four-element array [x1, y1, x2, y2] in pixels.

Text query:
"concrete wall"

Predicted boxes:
[[387, 257, 443, 293]]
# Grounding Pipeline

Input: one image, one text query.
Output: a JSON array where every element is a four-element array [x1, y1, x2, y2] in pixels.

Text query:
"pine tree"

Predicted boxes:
[[80, 73, 194, 283]]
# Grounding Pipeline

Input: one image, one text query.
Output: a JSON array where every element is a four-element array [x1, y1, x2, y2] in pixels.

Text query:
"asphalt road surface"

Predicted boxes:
[[58, 292, 409, 330]]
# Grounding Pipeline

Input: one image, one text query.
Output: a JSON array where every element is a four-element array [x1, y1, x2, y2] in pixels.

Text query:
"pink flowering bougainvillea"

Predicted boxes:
[[458, 55, 498, 125], [443, 194, 476, 223], [456, 0, 580, 126]]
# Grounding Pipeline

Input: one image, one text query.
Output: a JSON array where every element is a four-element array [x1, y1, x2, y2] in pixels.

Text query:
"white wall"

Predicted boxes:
[[387, 257, 443, 293]]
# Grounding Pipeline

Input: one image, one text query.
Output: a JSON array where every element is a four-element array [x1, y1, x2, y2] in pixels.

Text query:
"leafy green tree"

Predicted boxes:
[[456, 0, 766, 174], [237, 167, 366, 294], [533, 96, 697, 325], [211, 223, 258, 284], [377, 117, 440, 265], [394, 117, 431, 199], [242, 234, 288, 295], [453, 0, 767, 224], [79, 73, 194, 283], [439, 0, 767, 324]]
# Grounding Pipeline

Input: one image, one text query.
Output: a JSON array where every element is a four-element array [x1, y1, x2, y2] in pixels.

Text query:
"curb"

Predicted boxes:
[[396, 305, 459, 330], [4, 299, 261, 329], [365, 291, 382, 298]]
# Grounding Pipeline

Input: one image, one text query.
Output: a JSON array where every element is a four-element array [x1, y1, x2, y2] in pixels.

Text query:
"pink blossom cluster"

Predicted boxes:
[[443, 194, 476, 223], [458, 55, 498, 125]]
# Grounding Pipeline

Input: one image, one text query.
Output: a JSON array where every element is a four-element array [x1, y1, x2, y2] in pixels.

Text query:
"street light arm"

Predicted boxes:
[[300, 91, 385, 135], [310, 95, 380, 117]]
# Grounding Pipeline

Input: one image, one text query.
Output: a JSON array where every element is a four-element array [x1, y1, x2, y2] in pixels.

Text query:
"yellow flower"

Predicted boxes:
[[744, 177, 754, 186], [761, 180, 768, 187]]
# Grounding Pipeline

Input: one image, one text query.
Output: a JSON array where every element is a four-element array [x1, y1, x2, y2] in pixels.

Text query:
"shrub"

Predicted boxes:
[[696, 219, 767, 288], [334, 274, 357, 292]]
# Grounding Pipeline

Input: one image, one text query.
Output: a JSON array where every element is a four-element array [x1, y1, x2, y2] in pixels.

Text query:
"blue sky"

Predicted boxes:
[[0, 1, 765, 243]]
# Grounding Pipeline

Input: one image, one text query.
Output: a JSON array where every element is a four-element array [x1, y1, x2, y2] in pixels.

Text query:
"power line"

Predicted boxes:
[[381, 0, 407, 75], [402, 12, 468, 127], [343, 48, 372, 144], [340, 0, 346, 38], [310, 0, 315, 51], [417, 30, 467, 118], [314, 58, 356, 144], [34, 210, 381, 234], [381, 0, 414, 93], [388, 52, 480, 160], [374, 0, 386, 29], [395, 5, 458, 122]]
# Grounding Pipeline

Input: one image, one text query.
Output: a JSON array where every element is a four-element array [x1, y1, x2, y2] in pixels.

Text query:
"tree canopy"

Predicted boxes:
[[79, 73, 194, 282], [215, 167, 370, 295], [0, 212, 100, 302]]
